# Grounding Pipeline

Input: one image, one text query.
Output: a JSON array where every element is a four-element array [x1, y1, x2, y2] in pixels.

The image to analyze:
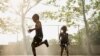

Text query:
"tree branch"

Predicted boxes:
[[24, 0, 42, 15]]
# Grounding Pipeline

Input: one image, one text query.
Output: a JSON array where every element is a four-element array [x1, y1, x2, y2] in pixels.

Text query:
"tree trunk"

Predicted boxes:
[[20, 0, 28, 55], [21, 14, 28, 55], [82, 0, 89, 35], [82, 0, 91, 55]]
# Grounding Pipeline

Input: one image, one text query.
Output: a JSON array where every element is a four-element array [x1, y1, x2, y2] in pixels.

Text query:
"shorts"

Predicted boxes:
[[31, 35, 43, 47], [60, 40, 68, 47]]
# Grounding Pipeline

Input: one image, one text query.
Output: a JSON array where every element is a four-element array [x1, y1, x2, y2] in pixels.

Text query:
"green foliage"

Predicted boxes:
[[73, 29, 84, 45], [44, 0, 58, 7], [87, 0, 100, 45], [85, 5, 91, 11], [0, 18, 20, 33], [0, 19, 7, 30], [0, 0, 20, 33], [42, 0, 82, 27], [94, 1, 100, 10], [89, 28, 100, 44], [47, 0, 56, 4], [0, 0, 9, 12], [42, 12, 56, 19]]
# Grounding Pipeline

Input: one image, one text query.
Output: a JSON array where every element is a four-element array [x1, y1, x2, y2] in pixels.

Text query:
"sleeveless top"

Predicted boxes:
[[35, 24, 43, 37], [60, 33, 68, 42]]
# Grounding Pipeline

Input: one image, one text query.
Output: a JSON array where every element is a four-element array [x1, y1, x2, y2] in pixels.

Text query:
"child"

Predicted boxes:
[[59, 26, 69, 56], [28, 14, 49, 56]]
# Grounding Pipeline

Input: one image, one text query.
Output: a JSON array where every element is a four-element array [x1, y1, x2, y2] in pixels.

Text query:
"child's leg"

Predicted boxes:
[[65, 46, 69, 56], [34, 36, 49, 47], [31, 42, 36, 56], [61, 47, 64, 56], [43, 40, 49, 47], [35, 39, 49, 47]]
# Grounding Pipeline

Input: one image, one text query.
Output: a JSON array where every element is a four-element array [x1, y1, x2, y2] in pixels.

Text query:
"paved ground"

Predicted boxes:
[[1, 44, 100, 56], [1, 55, 100, 56]]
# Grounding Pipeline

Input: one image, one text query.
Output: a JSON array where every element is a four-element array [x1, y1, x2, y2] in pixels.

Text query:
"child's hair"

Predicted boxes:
[[32, 14, 39, 20], [61, 25, 67, 31]]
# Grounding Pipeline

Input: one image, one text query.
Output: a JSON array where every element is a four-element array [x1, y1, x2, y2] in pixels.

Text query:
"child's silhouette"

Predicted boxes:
[[59, 26, 69, 56], [28, 14, 49, 56]]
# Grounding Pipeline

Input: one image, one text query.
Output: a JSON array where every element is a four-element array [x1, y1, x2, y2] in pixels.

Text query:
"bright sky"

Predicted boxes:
[[0, 0, 91, 45]]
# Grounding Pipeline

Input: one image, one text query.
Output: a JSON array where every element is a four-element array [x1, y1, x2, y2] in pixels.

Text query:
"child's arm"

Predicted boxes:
[[59, 34, 61, 40], [28, 22, 41, 33], [28, 28, 35, 33], [59, 33, 61, 43], [67, 33, 70, 45]]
